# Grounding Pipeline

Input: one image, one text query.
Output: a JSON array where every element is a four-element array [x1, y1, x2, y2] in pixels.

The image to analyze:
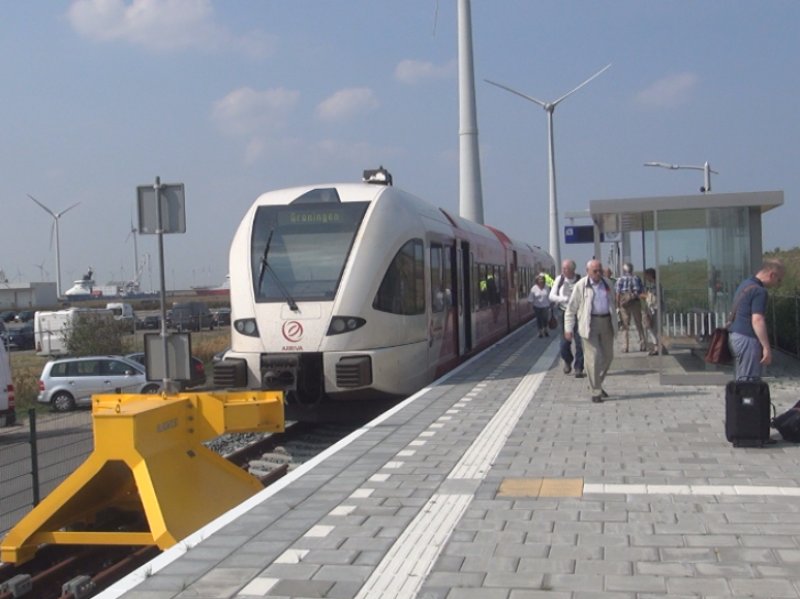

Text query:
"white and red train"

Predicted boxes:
[[213, 168, 554, 421]]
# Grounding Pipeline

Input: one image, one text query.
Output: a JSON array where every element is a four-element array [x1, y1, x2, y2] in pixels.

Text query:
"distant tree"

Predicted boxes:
[[64, 314, 133, 356]]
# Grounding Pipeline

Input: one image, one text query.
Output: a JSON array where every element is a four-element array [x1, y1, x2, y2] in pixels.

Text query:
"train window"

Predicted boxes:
[[444, 244, 454, 309], [430, 244, 443, 313], [250, 202, 369, 302], [373, 239, 425, 315]]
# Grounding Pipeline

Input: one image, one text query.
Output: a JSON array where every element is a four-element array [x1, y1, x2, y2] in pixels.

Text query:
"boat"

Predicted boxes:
[[192, 275, 230, 296]]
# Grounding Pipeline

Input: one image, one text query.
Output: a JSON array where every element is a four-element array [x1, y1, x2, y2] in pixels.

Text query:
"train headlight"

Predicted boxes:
[[234, 318, 260, 337], [327, 316, 366, 336]]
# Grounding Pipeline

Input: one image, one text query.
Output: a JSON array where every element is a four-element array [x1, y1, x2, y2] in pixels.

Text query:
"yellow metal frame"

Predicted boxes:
[[2, 390, 283, 564]]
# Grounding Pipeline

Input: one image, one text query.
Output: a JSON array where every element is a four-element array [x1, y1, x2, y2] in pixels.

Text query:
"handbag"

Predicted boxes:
[[704, 328, 732, 365], [548, 313, 558, 329], [703, 283, 760, 366]]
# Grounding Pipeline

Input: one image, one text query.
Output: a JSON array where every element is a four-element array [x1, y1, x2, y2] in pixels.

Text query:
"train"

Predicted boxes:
[[213, 168, 554, 421]]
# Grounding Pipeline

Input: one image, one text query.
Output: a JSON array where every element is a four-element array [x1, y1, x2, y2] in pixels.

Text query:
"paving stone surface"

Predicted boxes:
[[107, 328, 800, 599]]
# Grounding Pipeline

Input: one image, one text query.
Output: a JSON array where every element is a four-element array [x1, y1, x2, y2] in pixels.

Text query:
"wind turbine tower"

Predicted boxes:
[[127, 216, 140, 291], [486, 64, 611, 267], [28, 194, 81, 298], [457, 0, 484, 224]]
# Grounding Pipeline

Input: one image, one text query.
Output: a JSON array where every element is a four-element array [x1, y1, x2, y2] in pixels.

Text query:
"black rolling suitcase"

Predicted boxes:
[[725, 380, 772, 447]]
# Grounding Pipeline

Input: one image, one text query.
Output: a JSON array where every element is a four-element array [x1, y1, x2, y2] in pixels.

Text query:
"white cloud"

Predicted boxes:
[[212, 86, 299, 137], [315, 88, 378, 123], [394, 59, 455, 85], [635, 72, 698, 109], [67, 0, 274, 56]]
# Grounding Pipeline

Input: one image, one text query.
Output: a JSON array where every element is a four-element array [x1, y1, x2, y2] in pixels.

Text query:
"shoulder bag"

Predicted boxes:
[[704, 284, 759, 365]]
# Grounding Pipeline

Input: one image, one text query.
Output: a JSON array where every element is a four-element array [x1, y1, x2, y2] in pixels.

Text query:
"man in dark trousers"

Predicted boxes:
[[729, 258, 784, 381], [549, 258, 584, 378]]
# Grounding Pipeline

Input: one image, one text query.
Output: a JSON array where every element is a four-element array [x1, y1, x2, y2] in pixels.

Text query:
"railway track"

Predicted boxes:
[[0, 420, 364, 598]]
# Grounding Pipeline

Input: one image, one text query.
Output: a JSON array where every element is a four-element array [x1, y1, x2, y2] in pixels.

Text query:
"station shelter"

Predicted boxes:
[[587, 190, 783, 385]]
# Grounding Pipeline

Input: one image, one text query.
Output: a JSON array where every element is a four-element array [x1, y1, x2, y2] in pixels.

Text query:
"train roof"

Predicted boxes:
[[250, 181, 550, 260]]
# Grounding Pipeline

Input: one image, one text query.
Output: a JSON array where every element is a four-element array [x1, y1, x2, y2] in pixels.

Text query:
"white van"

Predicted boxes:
[[0, 341, 16, 426], [106, 302, 135, 332], [34, 308, 114, 356]]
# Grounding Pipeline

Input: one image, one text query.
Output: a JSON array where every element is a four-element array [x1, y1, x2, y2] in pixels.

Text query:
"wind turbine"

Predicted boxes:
[[126, 214, 140, 291], [485, 64, 611, 267], [33, 260, 49, 281], [27, 194, 81, 298]]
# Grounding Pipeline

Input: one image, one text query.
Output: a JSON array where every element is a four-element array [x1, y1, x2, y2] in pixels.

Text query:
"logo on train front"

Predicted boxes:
[[282, 320, 304, 342]]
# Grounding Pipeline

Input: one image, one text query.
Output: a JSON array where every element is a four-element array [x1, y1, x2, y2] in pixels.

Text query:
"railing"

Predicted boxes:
[[658, 290, 800, 357], [0, 409, 93, 536]]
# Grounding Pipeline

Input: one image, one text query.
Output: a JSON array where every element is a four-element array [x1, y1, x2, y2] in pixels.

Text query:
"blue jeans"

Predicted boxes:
[[731, 331, 762, 381], [558, 308, 584, 371]]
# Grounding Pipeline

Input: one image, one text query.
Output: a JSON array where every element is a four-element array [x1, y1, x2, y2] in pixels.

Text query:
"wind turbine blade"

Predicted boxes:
[[58, 201, 81, 217], [551, 63, 612, 107], [484, 79, 547, 108], [27, 194, 56, 218]]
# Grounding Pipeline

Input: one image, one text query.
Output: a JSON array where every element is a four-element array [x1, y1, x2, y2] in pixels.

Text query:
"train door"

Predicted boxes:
[[508, 250, 518, 326], [458, 241, 472, 353], [428, 241, 458, 368]]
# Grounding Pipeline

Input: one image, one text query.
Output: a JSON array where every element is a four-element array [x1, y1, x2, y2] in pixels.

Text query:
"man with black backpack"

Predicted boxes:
[[549, 259, 585, 378]]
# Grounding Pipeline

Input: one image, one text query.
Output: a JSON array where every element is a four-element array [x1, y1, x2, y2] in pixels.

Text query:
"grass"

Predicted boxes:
[[10, 329, 232, 414]]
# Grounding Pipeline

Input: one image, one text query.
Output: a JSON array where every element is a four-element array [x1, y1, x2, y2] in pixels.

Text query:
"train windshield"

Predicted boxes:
[[251, 202, 369, 302]]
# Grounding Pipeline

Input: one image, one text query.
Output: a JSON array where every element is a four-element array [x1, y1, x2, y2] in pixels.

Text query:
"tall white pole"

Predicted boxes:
[[54, 219, 63, 299], [545, 109, 560, 266], [457, 0, 484, 224]]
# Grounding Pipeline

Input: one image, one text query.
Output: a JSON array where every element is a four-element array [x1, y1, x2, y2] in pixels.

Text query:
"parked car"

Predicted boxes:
[[213, 308, 231, 327], [6, 323, 34, 350], [0, 311, 16, 323], [212, 346, 230, 364], [136, 315, 161, 330], [16, 310, 34, 322], [125, 352, 206, 390], [37, 356, 161, 412], [170, 302, 214, 331], [0, 340, 15, 426]]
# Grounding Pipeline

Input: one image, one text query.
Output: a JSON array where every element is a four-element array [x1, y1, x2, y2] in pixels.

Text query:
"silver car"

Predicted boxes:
[[37, 355, 161, 412]]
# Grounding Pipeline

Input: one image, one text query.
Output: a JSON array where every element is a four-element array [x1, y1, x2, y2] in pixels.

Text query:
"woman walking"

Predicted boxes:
[[528, 274, 552, 338]]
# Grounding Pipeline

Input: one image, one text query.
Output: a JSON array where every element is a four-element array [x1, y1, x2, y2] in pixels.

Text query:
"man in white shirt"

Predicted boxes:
[[549, 259, 584, 377], [564, 259, 617, 403]]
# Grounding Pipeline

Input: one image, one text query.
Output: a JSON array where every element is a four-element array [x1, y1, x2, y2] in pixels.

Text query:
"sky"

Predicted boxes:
[[1, 1, 798, 292]]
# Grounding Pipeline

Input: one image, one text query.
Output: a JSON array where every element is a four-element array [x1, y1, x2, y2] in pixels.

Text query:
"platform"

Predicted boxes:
[[99, 325, 800, 599]]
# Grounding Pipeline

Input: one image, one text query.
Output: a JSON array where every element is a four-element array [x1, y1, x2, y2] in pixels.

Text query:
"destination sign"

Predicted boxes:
[[283, 210, 344, 225]]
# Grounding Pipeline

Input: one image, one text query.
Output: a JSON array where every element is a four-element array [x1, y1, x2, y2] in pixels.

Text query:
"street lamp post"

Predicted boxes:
[[644, 161, 719, 193]]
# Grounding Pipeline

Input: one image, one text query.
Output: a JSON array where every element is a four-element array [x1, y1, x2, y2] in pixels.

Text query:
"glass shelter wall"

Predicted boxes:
[[591, 190, 782, 387], [654, 206, 752, 384]]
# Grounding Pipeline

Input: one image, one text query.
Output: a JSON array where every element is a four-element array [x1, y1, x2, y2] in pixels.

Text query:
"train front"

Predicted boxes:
[[214, 176, 407, 421]]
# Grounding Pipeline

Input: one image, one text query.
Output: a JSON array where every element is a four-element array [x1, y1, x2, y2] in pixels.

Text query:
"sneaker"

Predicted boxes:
[[574, 370, 585, 379], [563, 362, 572, 375]]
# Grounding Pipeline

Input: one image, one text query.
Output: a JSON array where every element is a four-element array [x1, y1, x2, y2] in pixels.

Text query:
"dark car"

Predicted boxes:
[[16, 310, 34, 323], [125, 352, 206, 390], [6, 323, 34, 350], [137, 315, 161, 330], [213, 308, 231, 327], [170, 302, 214, 331], [0, 311, 16, 323]]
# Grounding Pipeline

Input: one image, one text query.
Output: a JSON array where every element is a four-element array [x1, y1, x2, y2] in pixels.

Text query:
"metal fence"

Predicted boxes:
[[655, 289, 800, 355], [0, 409, 93, 536]]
